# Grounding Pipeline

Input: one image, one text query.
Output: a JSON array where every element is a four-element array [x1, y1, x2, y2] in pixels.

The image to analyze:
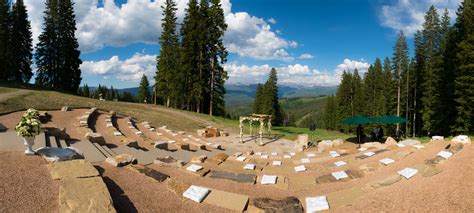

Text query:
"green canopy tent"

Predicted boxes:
[[339, 116, 374, 125], [373, 115, 407, 124], [339, 116, 374, 148]]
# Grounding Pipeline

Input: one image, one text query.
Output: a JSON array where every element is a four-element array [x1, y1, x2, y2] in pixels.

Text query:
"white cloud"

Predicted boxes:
[[379, 0, 461, 35], [267, 18, 277, 24], [224, 58, 369, 86], [298, 53, 314, 59], [26, 0, 295, 61], [81, 53, 157, 82]]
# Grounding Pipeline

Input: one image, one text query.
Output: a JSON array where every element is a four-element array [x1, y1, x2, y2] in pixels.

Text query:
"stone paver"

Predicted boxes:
[[208, 170, 256, 183], [59, 177, 116, 213], [204, 188, 249, 211], [47, 159, 99, 180]]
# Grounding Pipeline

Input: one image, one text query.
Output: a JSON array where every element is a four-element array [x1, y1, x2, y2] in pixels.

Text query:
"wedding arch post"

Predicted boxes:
[[239, 114, 272, 146]]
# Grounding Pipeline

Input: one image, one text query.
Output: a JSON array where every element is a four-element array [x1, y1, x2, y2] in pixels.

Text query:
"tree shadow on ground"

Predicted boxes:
[[95, 166, 138, 213]]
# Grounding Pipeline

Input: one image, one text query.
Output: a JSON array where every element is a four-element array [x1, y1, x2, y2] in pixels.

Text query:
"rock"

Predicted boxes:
[[109, 111, 116, 116], [451, 135, 471, 144], [447, 143, 464, 153], [414, 164, 442, 177], [233, 152, 243, 157], [318, 140, 333, 152], [191, 155, 207, 163], [154, 156, 181, 166], [85, 132, 106, 145], [166, 178, 191, 200], [361, 142, 385, 149], [47, 160, 99, 180], [399, 139, 421, 146], [36, 147, 83, 162], [332, 139, 344, 146], [368, 174, 402, 189], [210, 153, 228, 164], [294, 144, 306, 152], [385, 137, 398, 145], [105, 154, 137, 167], [61, 106, 69, 111], [210, 143, 221, 149], [44, 127, 69, 140], [296, 134, 309, 146], [431, 136, 444, 142], [59, 177, 116, 213], [246, 150, 254, 155], [197, 129, 206, 137], [126, 140, 139, 149], [0, 123, 6, 132], [251, 197, 303, 213], [209, 171, 256, 183]]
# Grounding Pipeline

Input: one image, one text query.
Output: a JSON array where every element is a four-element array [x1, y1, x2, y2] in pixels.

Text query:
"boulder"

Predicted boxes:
[[385, 137, 398, 145], [399, 139, 421, 146], [451, 135, 471, 144], [246, 150, 254, 155], [105, 154, 137, 167], [109, 111, 116, 116], [44, 127, 69, 140], [47, 160, 99, 180], [61, 106, 69, 111], [59, 177, 116, 213], [332, 139, 344, 147], [296, 134, 309, 146], [211, 153, 228, 164], [85, 132, 106, 145], [361, 142, 385, 149], [191, 155, 207, 163], [431, 136, 445, 142], [251, 197, 303, 213], [318, 140, 333, 152]]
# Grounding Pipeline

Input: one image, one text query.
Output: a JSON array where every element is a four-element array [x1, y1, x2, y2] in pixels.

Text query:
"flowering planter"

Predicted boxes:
[[23, 137, 35, 156]]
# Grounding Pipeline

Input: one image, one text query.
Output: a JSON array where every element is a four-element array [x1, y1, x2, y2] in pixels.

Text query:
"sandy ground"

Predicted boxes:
[[0, 151, 59, 212]]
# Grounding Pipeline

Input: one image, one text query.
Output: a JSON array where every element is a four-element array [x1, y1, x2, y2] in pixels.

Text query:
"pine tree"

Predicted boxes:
[[83, 84, 90, 97], [421, 5, 442, 135], [0, 0, 10, 80], [35, 0, 81, 92], [156, 0, 179, 108], [180, 0, 200, 110], [58, 0, 82, 92], [392, 30, 410, 132], [453, 0, 474, 134], [323, 95, 337, 130], [336, 71, 353, 132], [208, 0, 228, 116], [137, 74, 150, 103], [10, 0, 33, 83], [352, 69, 364, 116], [434, 9, 456, 135], [253, 84, 264, 113], [382, 57, 395, 116], [261, 68, 283, 125], [413, 31, 425, 136]]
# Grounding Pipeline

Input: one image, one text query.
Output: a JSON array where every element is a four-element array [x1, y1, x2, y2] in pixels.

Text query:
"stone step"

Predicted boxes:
[[92, 142, 113, 158], [49, 136, 58, 148], [69, 140, 107, 163], [101, 146, 117, 157], [33, 133, 47, 150], [58, 139, 68, 148]]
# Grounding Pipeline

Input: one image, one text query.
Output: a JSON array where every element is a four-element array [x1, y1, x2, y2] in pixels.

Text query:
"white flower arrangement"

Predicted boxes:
[[15, 108, 42, 138]]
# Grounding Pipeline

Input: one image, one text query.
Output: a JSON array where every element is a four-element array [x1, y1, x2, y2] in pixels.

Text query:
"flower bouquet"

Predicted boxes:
[[15, 109, 42, 155]]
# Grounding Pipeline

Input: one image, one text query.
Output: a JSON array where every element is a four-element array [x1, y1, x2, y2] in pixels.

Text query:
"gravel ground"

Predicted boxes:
[[0, 151, 58, 213]]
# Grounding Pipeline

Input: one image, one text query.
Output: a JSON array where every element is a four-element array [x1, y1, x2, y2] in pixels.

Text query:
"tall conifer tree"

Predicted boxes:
[[0, 0, 10, 80], [137, 74, 150, 103], [10, 0, 33, 83], [392, 30, 409, 132], [156, 0, 179, 107]]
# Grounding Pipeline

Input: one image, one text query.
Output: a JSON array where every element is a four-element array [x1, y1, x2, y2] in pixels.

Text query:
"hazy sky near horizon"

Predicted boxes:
[[24, 0, 462, 88]]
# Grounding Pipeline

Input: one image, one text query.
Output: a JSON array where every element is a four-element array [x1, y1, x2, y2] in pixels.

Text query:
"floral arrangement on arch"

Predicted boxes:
[[15, 108, 42, 138]]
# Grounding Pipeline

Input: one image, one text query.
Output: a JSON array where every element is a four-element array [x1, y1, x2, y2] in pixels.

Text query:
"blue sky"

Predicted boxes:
[[25, 0, 462, 88]]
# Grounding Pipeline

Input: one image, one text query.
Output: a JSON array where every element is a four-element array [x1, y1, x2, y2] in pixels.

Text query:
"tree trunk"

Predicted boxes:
[[405, 65, 409, 136], [209, 59, 215, 116], [397, 71, 401, 132]]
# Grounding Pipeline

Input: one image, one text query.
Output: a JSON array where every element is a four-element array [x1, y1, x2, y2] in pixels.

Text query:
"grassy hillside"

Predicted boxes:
[[0, 84, 352, 140]]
